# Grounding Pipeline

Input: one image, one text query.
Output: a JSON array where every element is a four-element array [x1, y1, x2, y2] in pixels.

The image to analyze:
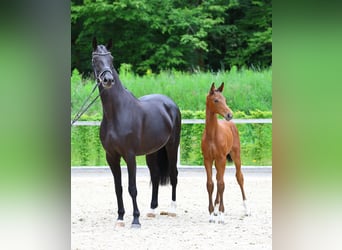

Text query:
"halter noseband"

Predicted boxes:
[[92, 52, 114, 85]]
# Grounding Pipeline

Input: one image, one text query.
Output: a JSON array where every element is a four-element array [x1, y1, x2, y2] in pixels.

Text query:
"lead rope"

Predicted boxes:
[[71, 82, 103, 126]]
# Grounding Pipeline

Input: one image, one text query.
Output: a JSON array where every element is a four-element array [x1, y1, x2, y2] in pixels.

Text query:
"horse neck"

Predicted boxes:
[[98, 73, 136, 121], [205, 108, 219, 137]]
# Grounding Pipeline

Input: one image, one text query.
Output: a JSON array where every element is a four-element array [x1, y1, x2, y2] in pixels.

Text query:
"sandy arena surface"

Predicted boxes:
[[71, 167, 272, 250]]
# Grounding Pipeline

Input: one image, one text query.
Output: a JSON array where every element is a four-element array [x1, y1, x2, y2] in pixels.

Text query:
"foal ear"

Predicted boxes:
[[217, 82, 224, 92], [210, 82, 216, 94], [92, 37, 98, 51], [106, 39, 113, 50]]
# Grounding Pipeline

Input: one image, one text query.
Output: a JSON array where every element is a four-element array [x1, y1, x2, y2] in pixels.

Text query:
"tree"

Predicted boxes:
[[71, 0, 272, 74]]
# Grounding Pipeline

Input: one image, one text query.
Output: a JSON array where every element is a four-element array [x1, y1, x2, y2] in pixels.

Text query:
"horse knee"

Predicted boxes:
[[128, 186, 137, 197]]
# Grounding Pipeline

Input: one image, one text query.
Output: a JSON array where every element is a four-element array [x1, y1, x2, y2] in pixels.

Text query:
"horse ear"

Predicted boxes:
[[210, 82, 215, 94], [92, 37, 97, 51], [106, 39, 112, 50], [217, 82, 224, 92]]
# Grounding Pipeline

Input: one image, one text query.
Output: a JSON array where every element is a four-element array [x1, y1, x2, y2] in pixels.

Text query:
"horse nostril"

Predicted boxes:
[[226, 113, 233, 121]]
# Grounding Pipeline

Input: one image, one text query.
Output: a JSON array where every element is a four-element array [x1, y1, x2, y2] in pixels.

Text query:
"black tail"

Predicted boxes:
[[157, 147, 170, 185], [227, 153, 233, 162]]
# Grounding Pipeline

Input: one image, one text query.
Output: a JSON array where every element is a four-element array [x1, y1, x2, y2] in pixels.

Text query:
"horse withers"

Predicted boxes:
[[201, 82, 250, 224], [91, 38, 181, 228]]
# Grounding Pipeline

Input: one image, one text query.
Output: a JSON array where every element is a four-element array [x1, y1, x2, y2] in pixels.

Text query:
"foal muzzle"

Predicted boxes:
[[224, 113, 233, 121]]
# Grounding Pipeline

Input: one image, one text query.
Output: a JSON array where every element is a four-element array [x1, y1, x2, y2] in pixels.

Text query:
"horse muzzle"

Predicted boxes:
[[224, 113, 233, 121], [99, 71, 114, 88]]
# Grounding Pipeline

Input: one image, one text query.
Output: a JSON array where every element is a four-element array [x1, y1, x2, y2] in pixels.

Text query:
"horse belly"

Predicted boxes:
[[137, 128, 170, 155]]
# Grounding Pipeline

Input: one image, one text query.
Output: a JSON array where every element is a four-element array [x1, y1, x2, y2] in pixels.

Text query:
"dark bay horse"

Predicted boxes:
[[91, 38, 181, 228], [201, 83, 249, 223]]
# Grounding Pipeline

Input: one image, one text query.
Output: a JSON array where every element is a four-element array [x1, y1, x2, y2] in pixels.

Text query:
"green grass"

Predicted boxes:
[[71, 67, 272, 117]]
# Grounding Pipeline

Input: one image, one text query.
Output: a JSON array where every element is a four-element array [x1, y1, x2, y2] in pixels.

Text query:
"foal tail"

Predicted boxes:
[[157, 147, 170, 185]]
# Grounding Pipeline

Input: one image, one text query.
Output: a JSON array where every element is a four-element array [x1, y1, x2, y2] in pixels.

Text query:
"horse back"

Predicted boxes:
[[139, 94, 181, 126]]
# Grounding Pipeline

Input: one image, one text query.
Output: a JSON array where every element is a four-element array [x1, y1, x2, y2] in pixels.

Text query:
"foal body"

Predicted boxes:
[[201, 83, 249, 223]]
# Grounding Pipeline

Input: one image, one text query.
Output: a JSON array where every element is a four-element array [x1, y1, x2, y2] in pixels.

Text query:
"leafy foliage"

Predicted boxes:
[[71, 0, 272, 75]]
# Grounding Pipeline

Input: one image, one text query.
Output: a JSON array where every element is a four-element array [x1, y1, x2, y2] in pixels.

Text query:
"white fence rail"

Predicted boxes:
[[72, 118, 272, 126]]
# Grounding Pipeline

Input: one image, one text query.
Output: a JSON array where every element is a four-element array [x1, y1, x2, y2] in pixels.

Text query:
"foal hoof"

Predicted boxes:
[[218, 213, 225, 224], [115, 220, 125, 228], [243, 200, 251, 216], [209, 213, 216, 223]]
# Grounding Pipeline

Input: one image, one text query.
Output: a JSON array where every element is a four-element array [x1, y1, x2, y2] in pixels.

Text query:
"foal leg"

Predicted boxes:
[[231, 150, 250, 216], [107, 153, 125, 227], [215, 157, 226, 224], [124, 154, 141, 228], [204, 159, 215, 222]]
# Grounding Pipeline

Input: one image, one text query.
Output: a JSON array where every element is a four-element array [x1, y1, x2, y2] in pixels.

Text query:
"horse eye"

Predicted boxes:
[[214, 99, 219, 103]]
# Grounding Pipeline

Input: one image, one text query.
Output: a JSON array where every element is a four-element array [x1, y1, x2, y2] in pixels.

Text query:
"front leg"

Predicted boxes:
[[106, 153, 125, 227], [204, 158, 215, 222], [124, 154, 141, 228]]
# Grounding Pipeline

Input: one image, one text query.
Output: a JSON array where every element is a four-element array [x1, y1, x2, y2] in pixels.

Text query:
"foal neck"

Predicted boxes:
[[205, 109, 220, 137]]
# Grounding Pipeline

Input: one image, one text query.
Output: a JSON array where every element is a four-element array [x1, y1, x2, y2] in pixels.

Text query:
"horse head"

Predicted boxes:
[[207, 82, 233, 121], [91, 37, 115, 88]]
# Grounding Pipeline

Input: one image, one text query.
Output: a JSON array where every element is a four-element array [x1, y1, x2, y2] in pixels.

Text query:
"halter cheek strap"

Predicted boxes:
[[95, 68, 113, 83]]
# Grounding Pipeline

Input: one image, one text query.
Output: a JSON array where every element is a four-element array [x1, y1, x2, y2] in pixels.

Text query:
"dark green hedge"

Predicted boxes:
[[71, 110, 272, 166]]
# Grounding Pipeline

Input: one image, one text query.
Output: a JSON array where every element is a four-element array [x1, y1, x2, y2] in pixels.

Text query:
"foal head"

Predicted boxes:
[[206, 82, 233, 121], [92, 37, 115, 88]]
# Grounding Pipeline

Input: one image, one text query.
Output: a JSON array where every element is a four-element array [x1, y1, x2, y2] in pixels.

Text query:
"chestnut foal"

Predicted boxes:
[[201, 82, 249, 223]]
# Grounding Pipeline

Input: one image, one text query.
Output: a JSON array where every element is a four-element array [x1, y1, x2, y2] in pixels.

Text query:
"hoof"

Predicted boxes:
[[218, 212, 225, 224], [243, 200, 251, 216], [147, 208, 157, 218], [168, 201, 177, 217], [209, 213, 216, 223], [160, 211, 168, 216], [147, 213, 156, 218], [131, 223, 141, 229], [115, 220, 125, 228]]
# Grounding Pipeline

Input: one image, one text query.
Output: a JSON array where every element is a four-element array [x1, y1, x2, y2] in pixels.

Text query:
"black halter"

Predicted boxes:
[[71, 52, 113, 126], [91, 52, 114, 85]]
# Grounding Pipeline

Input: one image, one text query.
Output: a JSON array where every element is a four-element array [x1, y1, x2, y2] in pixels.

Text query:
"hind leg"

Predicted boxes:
[[146, 153, 160, 217], [230, 149, 250, 216], [165, 143, 179, 216]]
